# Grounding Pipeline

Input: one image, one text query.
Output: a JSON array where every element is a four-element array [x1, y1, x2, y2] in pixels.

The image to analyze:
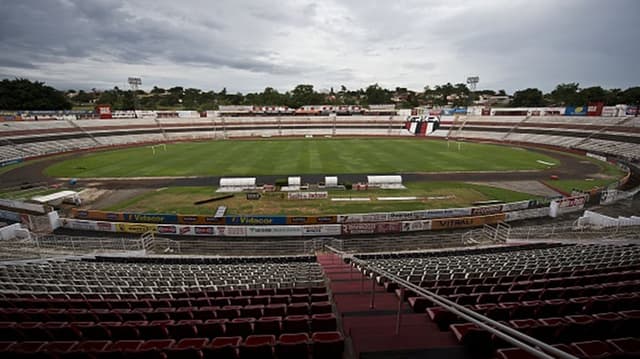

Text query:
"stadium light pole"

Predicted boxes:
[[466, 76, 479, 109], [128, 77, 142, 118]]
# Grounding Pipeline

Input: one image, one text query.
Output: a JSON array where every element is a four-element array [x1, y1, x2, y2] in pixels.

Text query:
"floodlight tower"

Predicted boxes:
[[466, 76, 479, 91], [128, 77, 142, 116], [466, 76, 479, 113]]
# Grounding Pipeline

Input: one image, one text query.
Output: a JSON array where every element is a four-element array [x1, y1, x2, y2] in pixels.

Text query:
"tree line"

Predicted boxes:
[[1, 78, 639, 111]]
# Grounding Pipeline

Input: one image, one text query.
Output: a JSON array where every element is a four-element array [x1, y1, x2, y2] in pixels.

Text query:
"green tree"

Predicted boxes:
[[0, 78, 72, 110], [550, 83, 580, 105], [289, 84, 322, 108], [364, 83, 391, 105], [621, 87, 640, 105], [511, 88, 545, 107]]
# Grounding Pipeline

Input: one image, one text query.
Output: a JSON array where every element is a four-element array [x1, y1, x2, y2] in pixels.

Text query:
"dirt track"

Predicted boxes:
[[0, 146, 600, 193]]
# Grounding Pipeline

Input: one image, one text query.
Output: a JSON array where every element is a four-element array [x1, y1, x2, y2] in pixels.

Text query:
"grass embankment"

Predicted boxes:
[[105, 182, 536, 216]]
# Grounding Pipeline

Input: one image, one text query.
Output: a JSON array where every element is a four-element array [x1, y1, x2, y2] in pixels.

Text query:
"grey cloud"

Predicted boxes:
[[0, 0, 638, 92]]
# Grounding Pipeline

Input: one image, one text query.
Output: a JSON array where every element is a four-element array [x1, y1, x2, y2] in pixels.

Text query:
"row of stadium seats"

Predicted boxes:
[[0, 313, 338, 341], [452, 315, 639, 358], [0, 331, 345, 359], [351, 243, 640, 358], [0, 291, 329, 308], [0, 301, 334, 322]]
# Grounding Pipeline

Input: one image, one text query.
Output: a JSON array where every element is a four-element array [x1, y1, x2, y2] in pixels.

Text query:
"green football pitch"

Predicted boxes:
[[45, 138, 560, 178]]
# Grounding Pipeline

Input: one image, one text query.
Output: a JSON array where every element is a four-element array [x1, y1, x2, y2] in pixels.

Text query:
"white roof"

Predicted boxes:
[[288, 177, 301, 186], [367, 175, 403, 184], [219, 177, 256, 187], [31, 191, 78, 203]]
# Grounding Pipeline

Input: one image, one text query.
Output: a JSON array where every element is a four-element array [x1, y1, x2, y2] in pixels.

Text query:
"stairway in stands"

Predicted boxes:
[[317, 253, 467, 359]]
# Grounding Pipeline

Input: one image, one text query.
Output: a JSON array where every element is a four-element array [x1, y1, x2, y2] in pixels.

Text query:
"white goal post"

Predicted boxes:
[[149, 143, 167, 155]]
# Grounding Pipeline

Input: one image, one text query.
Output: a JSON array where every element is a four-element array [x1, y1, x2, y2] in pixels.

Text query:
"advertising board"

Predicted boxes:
[[431, 213, 506, 230], [287, 192, 328, 200], [341, 223, 376, 235], [564, 106, 587, 116], [116, 223, 158, 234], [246, 226, 303, 237], [549, 195, 587, 218], [225, 216, 287, 225], [301, 225, 342, 236]]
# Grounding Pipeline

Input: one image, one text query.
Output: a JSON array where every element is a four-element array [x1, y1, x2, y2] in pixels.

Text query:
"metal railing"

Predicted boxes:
[[329, 232, 474, 254], [326, 245, 578, 359], [509, 223, 640, 242]]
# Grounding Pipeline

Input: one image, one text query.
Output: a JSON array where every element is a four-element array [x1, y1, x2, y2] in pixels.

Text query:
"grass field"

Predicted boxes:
[[45, 139, 559, 178], [105, 182, 537, 215]]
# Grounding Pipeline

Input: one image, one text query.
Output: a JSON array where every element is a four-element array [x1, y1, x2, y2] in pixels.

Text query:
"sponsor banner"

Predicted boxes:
[[388, 211, 425, 221], [245, 225, 303, 237], [338, 214, 363, 223], [219, 105, 254, 112], [501, 201, 532, 212], [453, 107, 468, 114], [0, 209, 21, 222], [601, 106, 618, 117], [564, 106, 587, 116], [178, 225, 193, 236], [157, 225, 178, 234], [0, 199, 47, 214], [586, 152, 607, 162], [62, 219, 97, 231], [549, 195, 587, 218], [0, 115, 23, 121], [470, 205, 503, 216], [504, 208, 550, 222], [96, 105, 112, 119], [225, 216, 287, 225], [301, 224, 342, 236], [369, 104, 396, 111], [374, 222, 402, 233], [215, 226, 246, 237], [96, 222, 115, 232], [422, 208, 472, 219], [194, 226, 216, 235], [587, 102, 604, 116], [287, 192, 328, 200], [71, 209, 124, 221], [401, 220, 433, 232], [431, 213, 506, 230], [600, 189, 619, 205], [626, 105, 639, 116], [177, 215, 224, 225], [441, 108, 455, 116], [123, 213, 178, 224], [116, 223, 158, 234], [362, 213, 390, 222], [342, 222, 376, 235], [286, 216, 338, 225]]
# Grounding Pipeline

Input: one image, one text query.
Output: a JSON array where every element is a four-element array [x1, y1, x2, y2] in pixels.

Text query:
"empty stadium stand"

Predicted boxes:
[[342, 242, 640, 358], [0, 255, 344, 358]]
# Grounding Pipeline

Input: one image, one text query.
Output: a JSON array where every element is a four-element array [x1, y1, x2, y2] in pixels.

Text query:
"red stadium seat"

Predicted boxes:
[[240, 334, 275, 358], [311, 331, 344, 358], [276, 333, 309, 359]]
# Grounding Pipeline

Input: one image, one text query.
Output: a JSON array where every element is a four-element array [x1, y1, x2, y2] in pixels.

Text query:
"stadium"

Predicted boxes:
[[0, 102, 639, 359]]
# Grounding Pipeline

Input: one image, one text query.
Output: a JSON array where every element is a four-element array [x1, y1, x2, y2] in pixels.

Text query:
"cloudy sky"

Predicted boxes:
[[1, 0, 638, 93]]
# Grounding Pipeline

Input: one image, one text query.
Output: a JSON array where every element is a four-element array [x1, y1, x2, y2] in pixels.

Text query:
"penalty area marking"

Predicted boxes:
[[377, 196, 418, 201], [536, 160, 556, 166], [331, 197, 371, 201]]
